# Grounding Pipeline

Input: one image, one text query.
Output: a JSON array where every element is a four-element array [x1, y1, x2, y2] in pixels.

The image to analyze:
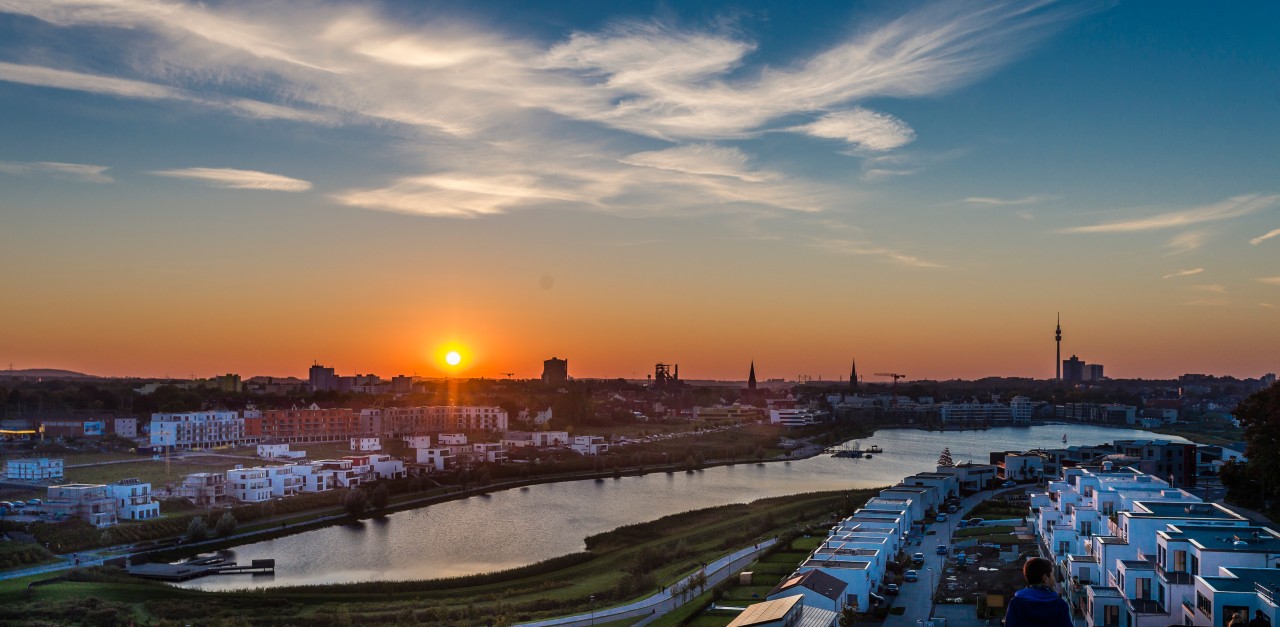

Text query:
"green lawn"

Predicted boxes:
[[954, 525, 1015, 538], [0, 489, 873, 626]]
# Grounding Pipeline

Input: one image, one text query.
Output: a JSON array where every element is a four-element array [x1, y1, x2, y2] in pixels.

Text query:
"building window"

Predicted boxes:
[[1196, 592, 1211, 616]]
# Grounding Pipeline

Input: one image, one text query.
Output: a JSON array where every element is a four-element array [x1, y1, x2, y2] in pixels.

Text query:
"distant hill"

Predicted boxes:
[[0, 368, 99, 380]]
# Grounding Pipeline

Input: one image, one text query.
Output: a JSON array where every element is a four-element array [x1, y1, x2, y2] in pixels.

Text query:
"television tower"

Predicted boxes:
[[1055, 313, 1062, 381]]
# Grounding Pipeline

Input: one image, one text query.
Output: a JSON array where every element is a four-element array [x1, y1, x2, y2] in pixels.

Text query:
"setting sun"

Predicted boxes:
[[445, 351, 462, 366]]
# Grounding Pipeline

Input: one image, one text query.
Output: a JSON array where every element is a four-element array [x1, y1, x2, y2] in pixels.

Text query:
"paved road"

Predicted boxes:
[[516, 539, 777, 627], [885, 486, 1024, 627]]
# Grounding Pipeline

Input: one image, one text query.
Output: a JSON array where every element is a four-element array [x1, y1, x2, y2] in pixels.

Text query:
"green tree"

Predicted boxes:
[[186, 516, 209, 542], [215, 511, 238, 537], [370, 483, 390, 510], [343, 488, 368, 518], [938, 447, 954, 467], [1225, 383, 1280, 513]]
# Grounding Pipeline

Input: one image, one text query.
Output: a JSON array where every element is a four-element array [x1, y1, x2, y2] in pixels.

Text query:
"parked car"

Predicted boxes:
[[903, 570, 919, 582], [1002, 480, 1017, 488], [947, 504, 958, 513], [26, 498, 42, 507], [912, 552, 925, 565], [935, 513, 947, 522], [884, 583, 899, 595], [968, 517, 985, 526], [936, 544, 948, 555]]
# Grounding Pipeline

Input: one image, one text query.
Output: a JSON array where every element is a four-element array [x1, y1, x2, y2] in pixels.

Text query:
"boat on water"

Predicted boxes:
[[868, 445, 883, 454]]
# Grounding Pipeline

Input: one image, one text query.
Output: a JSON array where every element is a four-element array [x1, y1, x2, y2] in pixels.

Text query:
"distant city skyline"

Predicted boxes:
[[2, 1, 1278, 380]]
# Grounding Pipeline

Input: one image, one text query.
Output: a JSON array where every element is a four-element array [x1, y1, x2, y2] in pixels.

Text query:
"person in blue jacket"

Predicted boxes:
[[1005, 557, 1073, 627]]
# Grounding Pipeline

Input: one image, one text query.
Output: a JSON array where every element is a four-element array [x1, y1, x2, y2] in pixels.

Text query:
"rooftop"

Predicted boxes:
[[768, 569, 848, 601], [1129, 501, 1240, 519], [1172, 526, 1280, 552], [1200, 568, 1280, 594], [1087, 585, 1123, 598], [800, 558, 871, 570], [1120, 559, 1155, 570], [726, 595, 802, 627]]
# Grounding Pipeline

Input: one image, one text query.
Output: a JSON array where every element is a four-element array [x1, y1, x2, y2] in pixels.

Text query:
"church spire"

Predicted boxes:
[[850, 359, 859, 391], [747, 361, 757, 390]]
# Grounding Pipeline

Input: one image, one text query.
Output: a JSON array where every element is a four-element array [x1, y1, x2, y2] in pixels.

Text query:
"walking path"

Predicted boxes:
[[516, 539, 777, 627]]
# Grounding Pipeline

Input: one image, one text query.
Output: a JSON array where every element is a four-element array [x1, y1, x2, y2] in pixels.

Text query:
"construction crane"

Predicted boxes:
[[874, 373, 907, 407]]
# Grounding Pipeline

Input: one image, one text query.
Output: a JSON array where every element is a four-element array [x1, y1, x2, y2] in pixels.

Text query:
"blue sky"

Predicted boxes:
[[1, 0, 1277, 379]]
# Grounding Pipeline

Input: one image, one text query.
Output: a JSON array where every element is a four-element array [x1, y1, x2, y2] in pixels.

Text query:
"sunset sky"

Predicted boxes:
[[1, 0, 1278, 381]]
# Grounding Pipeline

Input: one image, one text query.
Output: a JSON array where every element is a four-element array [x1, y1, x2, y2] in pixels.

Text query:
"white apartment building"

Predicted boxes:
[[472, 442, 507, 463], [403, 435, 431, 449], [1010, 396, 1035, 423], [417, 447, 456, 472], [45, 484, 117, 527], [257, 441, 305, 459], [265, 465, 305, 497], [5, 457, 64, 481], [108, 478, 160, 521], [1031, 465, 1267, 627], [1186, 566, 1280, 627], [289, 462, 335, 493], [350, 436, 382, 451], [178, 472, 227, 506], [226, 466, 271, 502], [438, 433, 468, 446], [769, 408, 820, 427], [570, 435, 608, 456], [150, 411, 245, 450]]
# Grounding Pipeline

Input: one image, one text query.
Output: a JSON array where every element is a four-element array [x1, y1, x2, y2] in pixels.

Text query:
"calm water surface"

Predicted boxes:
[[183, 424, 1186, 590]]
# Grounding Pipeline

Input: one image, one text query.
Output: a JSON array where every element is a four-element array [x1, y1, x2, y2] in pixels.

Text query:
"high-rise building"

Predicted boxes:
[[1062, 355, 1085, 386], [1084, 363, 1105, 382], [541, 357, 568, 385], [309, 363, 337, 392]]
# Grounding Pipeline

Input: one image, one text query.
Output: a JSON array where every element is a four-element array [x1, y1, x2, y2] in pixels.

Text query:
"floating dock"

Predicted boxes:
[[127, 556, 274, 582]]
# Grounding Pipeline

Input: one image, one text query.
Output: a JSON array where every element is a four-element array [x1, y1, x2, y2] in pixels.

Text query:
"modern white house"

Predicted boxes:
[[108, 478, 160, 521], [178, 472, 227, 506], [766, 569, 849, 612], [570, 435, 608, 456], [264, 465, 304, 497], [438, 433, 467, 446], [403, 435, 431, 450], [1185, 566, 1280, 627], [257, 441, 305, 459], [45, 484, 118, 527], [5, 457, 64, 481], [350, 436, 382, 452], [226, 466, 272, 503], [417, 447, 456, 472], [472, 442, 507, 463]]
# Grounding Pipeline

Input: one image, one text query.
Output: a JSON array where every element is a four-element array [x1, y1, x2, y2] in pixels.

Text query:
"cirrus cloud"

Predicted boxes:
[[150, 168, 312, 191], [0, 160, 112, 183]]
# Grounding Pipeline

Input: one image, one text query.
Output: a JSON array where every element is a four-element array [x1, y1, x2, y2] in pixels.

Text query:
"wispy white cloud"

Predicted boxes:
[[811, 238, 944, 268], [1061, 194, 1278, 233], [1181, 298, 1229, 307], [150, 168, 312, 191], [619, 145, 770, 182], [0, 0, 1087, 222], [1249, 227, 1280, 246], [0, 160, 112, 183], [789, 108, 915, 151], [1260, 276, 1280, 286], [1166, 231, 1206, 256], [1189, 284, 1227, 294], [959, 195, 1054, 206], [1261, 303, 1276, 309], [1162, 268, 1204, 279], [0, 62, 332, 123]]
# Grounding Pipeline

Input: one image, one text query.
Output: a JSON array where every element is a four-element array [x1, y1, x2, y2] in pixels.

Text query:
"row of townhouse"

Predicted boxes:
[[151, 406, 511, 450], [1031, 464, 1280, 627], [44, 479, 161, 527], [178, 455, 407, 505], [765, 466, 977, 614], [404, 432, 605, 472]]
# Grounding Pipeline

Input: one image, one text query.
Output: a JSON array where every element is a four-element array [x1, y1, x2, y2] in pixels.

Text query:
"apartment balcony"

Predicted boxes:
[[1125, 598, 1164, 615], [1156, 562, 1192, 585]]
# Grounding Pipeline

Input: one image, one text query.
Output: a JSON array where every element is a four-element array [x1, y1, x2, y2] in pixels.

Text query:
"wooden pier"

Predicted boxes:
[[127, 556, 274, 582]]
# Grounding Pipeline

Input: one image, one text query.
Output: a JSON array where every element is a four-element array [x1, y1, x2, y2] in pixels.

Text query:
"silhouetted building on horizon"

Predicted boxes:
[[541, 357, 568, 385], [747, 361, 757, 390], [1055, 314, 1062, 381], [309, 363, 336, 392], [1063, 355, 1084, 386], [850, 359, 859, 391]]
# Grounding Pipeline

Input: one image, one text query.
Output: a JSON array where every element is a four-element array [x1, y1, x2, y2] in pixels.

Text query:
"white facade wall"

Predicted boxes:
[[416, 447, 456, 471], [350, 437, 382, 451], [109, 480, 160, 520], [150, 411, 244, 450], [5, 458, 64, 481], [570, 436, 608, 456], [227, 467, 271, 502]]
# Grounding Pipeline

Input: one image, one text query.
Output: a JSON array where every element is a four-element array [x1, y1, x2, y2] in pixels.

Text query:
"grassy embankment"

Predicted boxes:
[[0, 488, 877, 626]]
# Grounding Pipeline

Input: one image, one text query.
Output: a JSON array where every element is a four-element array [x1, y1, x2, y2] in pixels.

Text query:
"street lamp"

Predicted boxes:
[[589, 594, 595, 625]]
